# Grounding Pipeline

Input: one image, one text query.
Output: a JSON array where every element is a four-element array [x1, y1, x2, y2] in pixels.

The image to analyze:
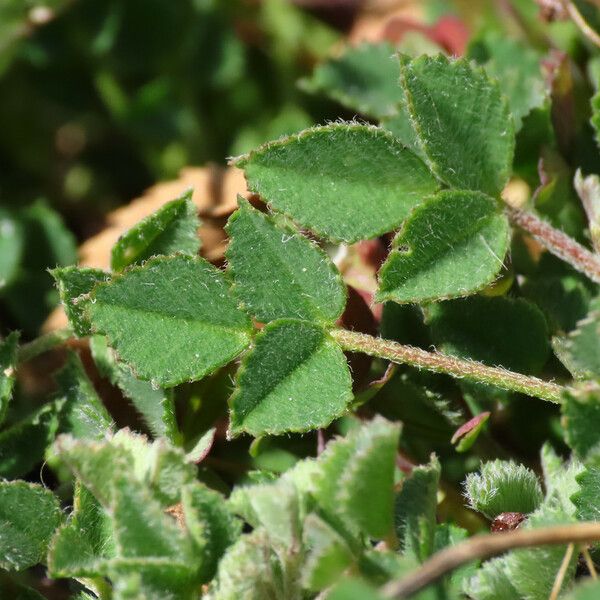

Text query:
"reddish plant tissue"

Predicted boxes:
[[491, 512, 527, 533]]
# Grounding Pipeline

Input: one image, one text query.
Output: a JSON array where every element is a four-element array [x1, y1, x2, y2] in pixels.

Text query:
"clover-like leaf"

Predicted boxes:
[[399, 54, 514, 196], [0, 481, 63, 571], [86, 255, 253, 387], [226, 199, 346, 323], [376, 190, 510, 304], [235, 123, 438, 243], [90, 335, 178, 443], [111, 190, 201, 272], [55, 351, 114, 440], [300, 42, 403, 119], [51, 266, 110, 337], [228, 319, 353, 437]]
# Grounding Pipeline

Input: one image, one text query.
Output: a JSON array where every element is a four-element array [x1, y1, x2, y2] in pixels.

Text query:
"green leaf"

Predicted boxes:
[[399, 54, 514, 196], [86, 255, 253, 387], [226, 199, 347, 323], [181, 482, 241, 583], [54, 431, 196, 508], [55, 351, 114, 440], [228, 319, 352, 437], [564, 580, 600, 600], [0, 481, 63, 571], [48, 482, 116, 578], [426, 296, 550, 374], [337, 417, 400, 539], [394, 455, 440, 561], [0, 208, 23, 289], [464, 459, 544, 520], [90, 335, 178, 443], [205, 529, 281, 600], [469, 32, 546, 130], [505, 502, 577, 600], [540, 443, 582, 516], [300, 43, 403, 118], [464, 556, 519, 600], [312, 416, 400, 540], [107, 560, 198, 600], [572, 452, 600, 523], [301, 514, 354, 591], [562, 384, 600, 459], [235, 123, 438, 243], [554, 296, 600, 380], [327, 578, 385, 600], [0, 402, 62, 478], [376, 191, 510, 304], [110, 476, 195, 562], [51, 267, 110, 337], [2, 200, 77, 334], [0, 331, 19, 426], [111, 191, 201, 272]]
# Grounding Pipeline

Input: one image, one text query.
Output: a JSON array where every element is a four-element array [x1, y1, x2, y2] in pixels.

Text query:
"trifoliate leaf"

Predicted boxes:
[[51, 267, 110, 337], [181, 482, 241, 583], [426, 296, 550, 374], [0, 331, 18, 426], [376, 191, 510, 304], [90, 335, 178, 443], [0, 481, 63, 571], [399, 54, 514, 196], [86, 255, 253, 387], [226, 199, 346, 323], [0, 402, 62, 478], [48, 482, 116, 578], [55, 351, 114, 440], [235, 123, 438, 243], [464, 459, 543, 520], [111, 191, 201, 272], [554, 296, 600, 380], [395, 455, 440, 561], [300, 43, 403, 118], [228, 319, 353, 437], [562, 384, 600, 459]]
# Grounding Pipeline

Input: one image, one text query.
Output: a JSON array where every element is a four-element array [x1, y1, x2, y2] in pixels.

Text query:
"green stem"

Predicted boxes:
[[17, 328, 73, 363], [331, 329, 564, 403]]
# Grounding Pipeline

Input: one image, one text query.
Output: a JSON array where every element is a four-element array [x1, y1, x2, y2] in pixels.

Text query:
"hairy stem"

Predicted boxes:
[[331, 329, 564, 403], [17, 327, 73, 363], [507, 206, 600, 284], [380, 522, 600, 598]]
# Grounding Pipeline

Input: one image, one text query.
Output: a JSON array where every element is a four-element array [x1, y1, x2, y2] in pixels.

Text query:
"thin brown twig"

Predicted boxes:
[[507, 206, 600, 284], [582, 546, 598, 579], [564, 0, 600, 47], [549, 543, 575, 600], [380, 522, 600, 598]]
